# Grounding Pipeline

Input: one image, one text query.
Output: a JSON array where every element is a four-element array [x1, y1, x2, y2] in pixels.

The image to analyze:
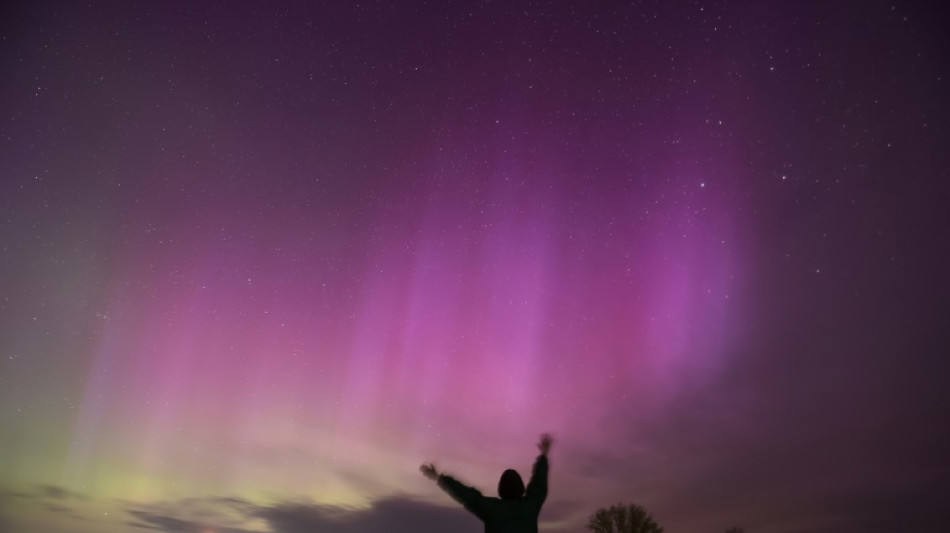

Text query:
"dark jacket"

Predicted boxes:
[[437, 454, 549, 533]]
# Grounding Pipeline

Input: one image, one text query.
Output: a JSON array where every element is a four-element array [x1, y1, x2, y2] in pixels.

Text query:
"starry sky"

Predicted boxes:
[[1, 1, 949, 532]]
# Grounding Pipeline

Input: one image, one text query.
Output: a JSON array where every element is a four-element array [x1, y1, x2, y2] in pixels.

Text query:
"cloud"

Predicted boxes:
[[126, 508, 258, 533], [0, 484, 89, 505], [256, 497, 479, 533], [0, 485, 101, 531], [38, 485, 89, 501], [43, 503, 74, 514], [119, 494, 482, 533], [0, 484, 91, 519], [4, 485, 534, 533], [124, 496, 263, 533]]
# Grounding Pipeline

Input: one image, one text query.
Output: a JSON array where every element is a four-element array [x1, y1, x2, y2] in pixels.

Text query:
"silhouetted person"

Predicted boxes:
[[420, 433, 552, 533]]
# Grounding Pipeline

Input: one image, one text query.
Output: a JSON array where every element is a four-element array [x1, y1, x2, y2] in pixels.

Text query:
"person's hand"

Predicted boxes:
[[420, 463, 440, 480], [538, 433, 553, 455]]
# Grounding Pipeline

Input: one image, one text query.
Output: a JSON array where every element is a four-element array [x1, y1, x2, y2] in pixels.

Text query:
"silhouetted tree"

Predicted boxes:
[[586, 502, 663, 533]]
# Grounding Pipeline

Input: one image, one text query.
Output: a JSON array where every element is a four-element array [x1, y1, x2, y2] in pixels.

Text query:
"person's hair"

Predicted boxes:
[[497, 469, 525, 500]]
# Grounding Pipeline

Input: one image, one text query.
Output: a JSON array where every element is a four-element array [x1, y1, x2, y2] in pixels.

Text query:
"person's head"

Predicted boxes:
[[497, 469, 525, 500]]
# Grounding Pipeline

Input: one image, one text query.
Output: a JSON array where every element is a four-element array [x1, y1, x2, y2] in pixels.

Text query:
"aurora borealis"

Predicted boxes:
[[1, 2, 949, 532]]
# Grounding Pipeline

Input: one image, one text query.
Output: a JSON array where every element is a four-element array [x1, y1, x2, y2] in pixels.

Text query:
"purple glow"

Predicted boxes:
[[1, 3, 948, 533]]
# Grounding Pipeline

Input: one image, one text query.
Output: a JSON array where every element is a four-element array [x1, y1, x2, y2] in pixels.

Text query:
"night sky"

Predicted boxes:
[[1, 2, 949, 532]]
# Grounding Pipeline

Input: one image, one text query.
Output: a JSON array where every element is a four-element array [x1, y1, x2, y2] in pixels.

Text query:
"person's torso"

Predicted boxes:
[[481, 498, 539, 533]]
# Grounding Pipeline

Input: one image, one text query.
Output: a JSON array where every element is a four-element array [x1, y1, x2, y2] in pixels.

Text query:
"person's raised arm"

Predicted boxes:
[[525, 433, 551, 506], [538, 433, 552, 456], [420, 463, 487, 520], [420, 463, 440, 480]]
